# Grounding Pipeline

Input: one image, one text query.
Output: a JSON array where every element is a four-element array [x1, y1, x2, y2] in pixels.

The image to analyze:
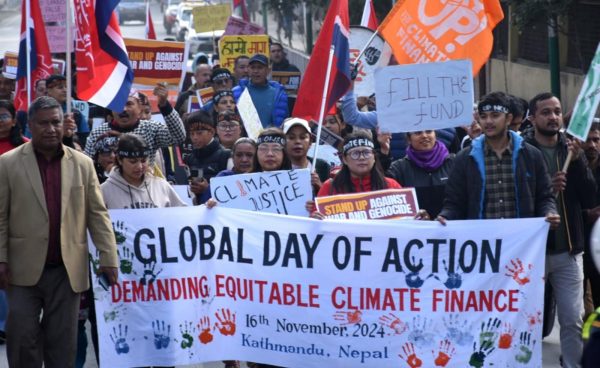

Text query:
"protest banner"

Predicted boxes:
[[40, 0, 70, 53], [219, 35, 270, 72], [566, 43, 600, 141], [2, 52, 18, 79], [52, 59, 66, 75], [90, 207, 547, 367], [271, 71, 302, 98], [71, 99, 89, 128], [375, 60, 474, 133], [237, 89, 263, 139], [193, 4, 232, 33], [349, 26, 389, 98], [379, 0, 504, 75], [224, 16, 265, 36], [173, 185, 194, 206], [210, 169, 311, 216], [308, 143, 340, 168], [187, 88, 214, 113], [315, 189, 419, 220], [124, 38, 187, 89]]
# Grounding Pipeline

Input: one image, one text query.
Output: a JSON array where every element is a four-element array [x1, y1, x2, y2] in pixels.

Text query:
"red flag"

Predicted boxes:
[[292, 0, 351, 122], [233, 0, 249, 22], [146, 3, 157, 40], [360, 0, 378, 30], [14, 0, 52, 112]]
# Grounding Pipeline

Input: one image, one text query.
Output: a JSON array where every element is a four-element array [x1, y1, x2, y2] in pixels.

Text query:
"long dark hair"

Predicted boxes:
[[332, 131, 388, 194], [254, 127, 291, 172], [0, 100, 25, 147]]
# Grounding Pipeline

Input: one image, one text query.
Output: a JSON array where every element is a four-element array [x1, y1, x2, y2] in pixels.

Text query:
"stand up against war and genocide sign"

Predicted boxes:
[[315, 188, 419, 220], [90, 206, 548, 367], [124, 38, 187, 112], [374, 59, 474, 133], [219, 35, 270, 73], [210, 168, 311, 216]]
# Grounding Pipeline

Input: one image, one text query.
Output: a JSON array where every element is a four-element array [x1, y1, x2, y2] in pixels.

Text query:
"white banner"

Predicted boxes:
[[375, 60, 474, 133], [210, 168, 311, 216], [237, 88, 263, 139], [91, 208, 548, 367]]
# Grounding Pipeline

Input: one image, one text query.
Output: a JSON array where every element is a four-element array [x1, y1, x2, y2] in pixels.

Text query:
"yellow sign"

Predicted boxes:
[[218, 35, 270, 72], [193, 4, 231, 33]]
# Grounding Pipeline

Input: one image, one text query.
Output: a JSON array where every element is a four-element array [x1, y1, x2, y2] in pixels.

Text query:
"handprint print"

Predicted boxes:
[[398, 342, 422, 368], [112, 221, 127, 244], [468, 340, 495, 368], [379, 313, 407, 335], [152, 320, 171, 349], [498, 322, 515, 349], [514, 331, 535, 364], [479, 317, 501, 346], [432, 339, 455, 367], [333, 309, 362, 325], [118, 246, 135, 275], [110, 324, 130, 354], [215, 308, 236, 336], [197, 316, 213, 344], [505, 258, 532, 285], [443, 314, 474, 346], [404, 256, 434, 288], [433, 259, 463, 289], [407, 316, 435, 348], [139, 261, 162, 285], [179, 321, 195, 349]]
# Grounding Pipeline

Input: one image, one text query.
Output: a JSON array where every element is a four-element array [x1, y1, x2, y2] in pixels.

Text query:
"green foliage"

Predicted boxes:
[[507, 0, 575, 31]]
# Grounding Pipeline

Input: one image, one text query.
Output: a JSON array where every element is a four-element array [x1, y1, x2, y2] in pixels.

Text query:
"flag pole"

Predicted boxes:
[[66, 0, 72, 114], [25, 0, 32, 108], [310, 45, 335, 173], [353, 29, 379, 67]]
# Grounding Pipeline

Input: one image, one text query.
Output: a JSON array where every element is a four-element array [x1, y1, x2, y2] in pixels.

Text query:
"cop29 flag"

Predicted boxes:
[[380, 0, 504, 75], [90, 206, 548, 367]]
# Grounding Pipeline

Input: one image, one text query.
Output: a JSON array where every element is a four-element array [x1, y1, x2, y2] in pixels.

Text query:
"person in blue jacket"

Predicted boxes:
[[232, 54, 289, 128]]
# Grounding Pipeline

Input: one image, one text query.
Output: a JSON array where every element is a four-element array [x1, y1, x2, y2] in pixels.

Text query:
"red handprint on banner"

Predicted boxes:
[[399, 342, 422, 368], [215, 308, 236, 336], [197, 316, 213, 344], [379, 313, 408, 335], [432, 339, 455, 367], [498, 322, 515, 349], [505, 258, 532, 285], [333, 309, 362, 325]]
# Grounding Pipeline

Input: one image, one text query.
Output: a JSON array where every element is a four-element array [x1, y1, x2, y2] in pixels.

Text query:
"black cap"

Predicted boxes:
[[249, 54, 269, 66], [211, 68, 232, 82], [46, 74, 66, 88]]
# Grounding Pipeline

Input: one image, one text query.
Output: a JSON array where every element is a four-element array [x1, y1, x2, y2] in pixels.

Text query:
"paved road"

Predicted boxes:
[[0, 2, 566, 367]]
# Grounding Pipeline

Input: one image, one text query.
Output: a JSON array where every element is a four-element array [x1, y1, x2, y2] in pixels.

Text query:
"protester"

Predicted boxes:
[[184, 110, 232, 205], [0, 99, 27, 154], [211, 68, 234, 92], [92, 135, 119, 184], [583, 122, 600, 311], [215, 137, 256, 176], [210, 90, 236, 119], [233, 54, 289, 128], [34, 78, 46, 99], [101, 134, 186, 209], [509, 95, 529, 132], [0, 96, 118, 367], [522, 92, 597, 368], [45, 74, 89, 142], [438, 91, 558, 224], [270, 42, 301, 111], [283, 117, 330, 193], [85, 85, 186, 166], [216, 111, 244, 150], [460, 118, 483, 150], [254, 127, 291, 172], [387, 130, 455, 218], [175, 63, 212, 116], [233, 55, 250, 84]]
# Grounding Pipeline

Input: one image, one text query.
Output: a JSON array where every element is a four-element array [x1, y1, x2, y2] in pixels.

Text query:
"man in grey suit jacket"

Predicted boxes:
[[0, 96, 119, 368]]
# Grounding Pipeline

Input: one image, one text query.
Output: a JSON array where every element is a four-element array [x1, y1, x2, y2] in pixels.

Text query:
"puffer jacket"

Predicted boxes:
[[439, 131, 556, 222], [232, 79, 288, 128]]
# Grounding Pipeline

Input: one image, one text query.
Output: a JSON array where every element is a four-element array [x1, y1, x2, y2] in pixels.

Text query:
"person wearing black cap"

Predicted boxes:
[[438, 92, 558, 225], [232, 54, 289, 128]]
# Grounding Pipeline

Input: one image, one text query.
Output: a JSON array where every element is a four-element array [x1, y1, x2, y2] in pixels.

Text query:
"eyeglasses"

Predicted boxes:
[[257, 145, 284, 154], [347, 149, 374, 160], [217, 123, 240, 131], [0, 113, 11, 121]]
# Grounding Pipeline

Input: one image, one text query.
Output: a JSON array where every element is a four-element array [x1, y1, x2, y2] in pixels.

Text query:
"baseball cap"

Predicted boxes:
[[46, 74, 66, 88], [283, 117, 311, 135], [249, 54, 269, 66]]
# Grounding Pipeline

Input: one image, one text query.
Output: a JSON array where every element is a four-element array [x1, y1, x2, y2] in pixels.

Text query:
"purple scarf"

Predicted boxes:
[[406, 141, 449, 171]]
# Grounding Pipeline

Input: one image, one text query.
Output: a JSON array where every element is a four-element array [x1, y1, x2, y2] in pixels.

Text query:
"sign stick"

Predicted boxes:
[[310, 46, 335, 172], [25, 0, 32, 108], [66, 0, 72, 114], [562, 150, 573, 173]]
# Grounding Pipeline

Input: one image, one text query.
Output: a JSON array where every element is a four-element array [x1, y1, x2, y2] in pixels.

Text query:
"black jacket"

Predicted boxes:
[[439, 131, 556, 223], [523, 130, 597, 254], [387, 155, 455, 218], [184, 139, 231, 204]]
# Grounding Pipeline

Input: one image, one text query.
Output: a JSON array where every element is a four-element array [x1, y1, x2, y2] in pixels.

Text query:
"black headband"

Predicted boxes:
[[117, 149, 152, 158], [478, 104, 510, 114], [343, 138, 374, 154], [257, 135, 286, 146], [214, 90, 234, 105]]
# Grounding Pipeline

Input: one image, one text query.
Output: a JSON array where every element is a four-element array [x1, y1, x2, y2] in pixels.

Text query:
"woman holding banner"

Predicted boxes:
[[386, 130, 455, 218]]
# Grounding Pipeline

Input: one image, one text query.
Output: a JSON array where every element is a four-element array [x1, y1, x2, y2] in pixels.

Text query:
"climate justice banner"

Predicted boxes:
[[90, 207, 547, 367]]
